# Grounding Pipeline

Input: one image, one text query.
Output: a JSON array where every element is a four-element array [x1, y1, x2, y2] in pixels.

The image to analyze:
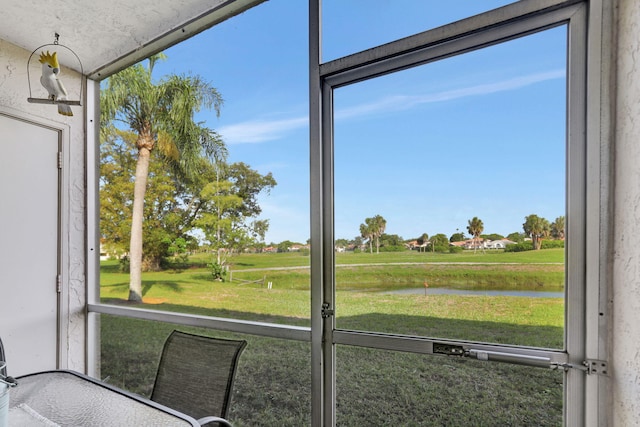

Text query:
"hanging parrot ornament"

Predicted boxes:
[[38, 51, 73, 116]]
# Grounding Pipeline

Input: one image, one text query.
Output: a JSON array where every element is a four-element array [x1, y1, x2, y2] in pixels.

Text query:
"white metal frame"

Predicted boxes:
[[85, 0, 610, 425], [311, 0, 594, 425]]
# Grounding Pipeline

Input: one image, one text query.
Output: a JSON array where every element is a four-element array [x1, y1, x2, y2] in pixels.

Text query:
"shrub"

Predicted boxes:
[[119, 255, 130, 273], [541, 239, 565, 249], [208, 261, 227, 281], [504, 242, 534, 252], [379, 245, 406, 252], [449, 245, 463, 254]]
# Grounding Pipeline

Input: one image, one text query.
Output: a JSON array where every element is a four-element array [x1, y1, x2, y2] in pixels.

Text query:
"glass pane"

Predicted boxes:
[[99, 0, 311, 324], [333, 27, 567, 349], [336, 345, 563, 425], [100, 315, 311, 426], [322, 0, 517, 62]]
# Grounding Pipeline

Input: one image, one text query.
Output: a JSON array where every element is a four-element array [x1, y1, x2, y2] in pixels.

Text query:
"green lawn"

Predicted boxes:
[[185, 246, 564, 269], [99, 248, 565, 426]]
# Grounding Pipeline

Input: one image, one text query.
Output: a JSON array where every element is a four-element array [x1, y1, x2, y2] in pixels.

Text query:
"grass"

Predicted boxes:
[[99, 248, 565, 426], [187, 247, 565, 270]]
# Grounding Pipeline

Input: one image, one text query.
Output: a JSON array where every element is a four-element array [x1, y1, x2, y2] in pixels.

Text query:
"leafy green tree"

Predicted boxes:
[[101, 129, 192, 271], [335, 238, 350, 249], [449, 232, 466, 242], [101, 54, 226, 302], [380, 233, 403, 247], [429, 233, 450, 252], [523, 214, 551, 250], [466, 217, 485, 253], [193, 160, 275, 271], [551, 216, 565, 240], [506, 232, 526, 243], [277, 240, 295, 252], [481, 233, 504, 241]]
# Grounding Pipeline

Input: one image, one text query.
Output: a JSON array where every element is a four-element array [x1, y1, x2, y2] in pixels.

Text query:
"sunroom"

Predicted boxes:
[[1, 0, 638, 425]]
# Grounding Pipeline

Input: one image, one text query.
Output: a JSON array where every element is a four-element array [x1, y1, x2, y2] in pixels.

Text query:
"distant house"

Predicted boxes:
[[451, 239, 485, 250], [406, 240, 429, 251], [484, 239, 517, 249], [449, 241, 467, 248], [450, 238, 515, 250]]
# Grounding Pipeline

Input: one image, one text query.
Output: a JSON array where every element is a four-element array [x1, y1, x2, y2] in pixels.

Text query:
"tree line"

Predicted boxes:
[[353, 214, 565, 254]]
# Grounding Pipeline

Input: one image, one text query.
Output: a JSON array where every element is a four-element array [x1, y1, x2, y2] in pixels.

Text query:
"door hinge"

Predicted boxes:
[[321, 302, 334, 318], [57, 151, 63, 169], [584, 359, 608, 376], [553, 359, 608, 376], [56, 275, 62, 293]]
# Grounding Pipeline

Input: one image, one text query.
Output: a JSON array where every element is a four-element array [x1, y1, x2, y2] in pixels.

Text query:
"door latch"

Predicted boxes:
[[321, 302, 334, 318]]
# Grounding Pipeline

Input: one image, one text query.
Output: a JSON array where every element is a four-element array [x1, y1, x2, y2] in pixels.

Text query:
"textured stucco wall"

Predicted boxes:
[[612, 0, 640, 424], [0, 39, 86, 371]]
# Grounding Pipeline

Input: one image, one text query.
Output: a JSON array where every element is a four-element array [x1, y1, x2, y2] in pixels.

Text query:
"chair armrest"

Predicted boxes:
[[196, 416, 233, 426]]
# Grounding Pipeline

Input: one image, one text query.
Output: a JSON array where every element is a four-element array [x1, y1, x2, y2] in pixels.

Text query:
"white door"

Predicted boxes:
[[0, 113, 60, 376]]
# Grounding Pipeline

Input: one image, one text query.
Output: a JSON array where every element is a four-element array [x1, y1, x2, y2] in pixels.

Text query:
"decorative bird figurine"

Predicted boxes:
[[39, 50, 73, 116]]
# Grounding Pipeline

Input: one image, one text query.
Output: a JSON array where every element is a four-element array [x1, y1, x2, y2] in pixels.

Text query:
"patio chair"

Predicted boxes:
[[150, 330, 247, 427], [0, 337, 6, 377]]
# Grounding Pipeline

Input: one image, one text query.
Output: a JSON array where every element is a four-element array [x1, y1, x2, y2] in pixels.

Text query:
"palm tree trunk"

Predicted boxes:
[[128, 146, 152, 302]]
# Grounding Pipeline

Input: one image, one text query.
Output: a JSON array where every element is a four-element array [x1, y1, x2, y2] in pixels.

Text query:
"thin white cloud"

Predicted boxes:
[[219, 69, 565, 144], [219, 116, 307, 144], [336, 69, 566, 120]]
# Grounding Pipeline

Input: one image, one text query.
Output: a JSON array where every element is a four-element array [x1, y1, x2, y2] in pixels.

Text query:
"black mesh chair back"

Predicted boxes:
[[150, 330, 247, 423]]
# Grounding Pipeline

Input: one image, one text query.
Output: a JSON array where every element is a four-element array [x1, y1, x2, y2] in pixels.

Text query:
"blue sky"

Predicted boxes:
[[154, 1, 567, 244]]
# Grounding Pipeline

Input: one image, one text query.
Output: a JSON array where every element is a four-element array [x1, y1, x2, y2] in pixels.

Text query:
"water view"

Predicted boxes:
[[386, 287, 564, 298]]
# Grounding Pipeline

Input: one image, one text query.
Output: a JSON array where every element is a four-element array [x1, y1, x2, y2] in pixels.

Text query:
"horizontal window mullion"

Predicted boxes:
[[88, 303, 311, 342]]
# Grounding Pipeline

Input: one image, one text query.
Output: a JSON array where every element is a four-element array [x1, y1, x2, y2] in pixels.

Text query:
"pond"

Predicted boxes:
[[385, 288, 564, 298]]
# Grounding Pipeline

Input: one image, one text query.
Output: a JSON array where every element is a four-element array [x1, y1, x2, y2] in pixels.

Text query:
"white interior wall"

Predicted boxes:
[[612, 0, 640, 424], [0, 38, 86, 371]]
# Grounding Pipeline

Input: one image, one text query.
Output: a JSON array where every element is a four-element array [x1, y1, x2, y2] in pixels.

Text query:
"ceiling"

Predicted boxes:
[[0, 0, 264, 80]]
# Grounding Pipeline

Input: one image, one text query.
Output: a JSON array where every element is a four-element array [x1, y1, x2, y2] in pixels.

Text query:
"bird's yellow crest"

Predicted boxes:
[[38, 50, 59, 68]]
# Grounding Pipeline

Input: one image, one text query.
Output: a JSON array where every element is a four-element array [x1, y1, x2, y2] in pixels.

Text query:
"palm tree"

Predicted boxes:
[[371, 214, 387, 254], [523, 214, 551, 250], [466, 217, 484, 253], [551, 215, 565, 240], [101, 54, 227, 302], [360, 222, 374, 254]]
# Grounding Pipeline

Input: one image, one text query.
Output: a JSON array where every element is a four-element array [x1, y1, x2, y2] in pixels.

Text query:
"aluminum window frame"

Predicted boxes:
[[311, 0, 590, 425], [84, 0, 608, 425]]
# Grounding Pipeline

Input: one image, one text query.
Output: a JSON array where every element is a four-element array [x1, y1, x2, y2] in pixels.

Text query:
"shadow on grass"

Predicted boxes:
[[98, 300, 562, 348], [99, 305, 563, 426], [100, 281, 185, 298], [100, 263, 122, 274]]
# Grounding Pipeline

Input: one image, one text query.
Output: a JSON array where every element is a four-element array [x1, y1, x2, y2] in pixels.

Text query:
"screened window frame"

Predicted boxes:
[[310, 0, 592, 425], [84, 0, 609, 425]]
